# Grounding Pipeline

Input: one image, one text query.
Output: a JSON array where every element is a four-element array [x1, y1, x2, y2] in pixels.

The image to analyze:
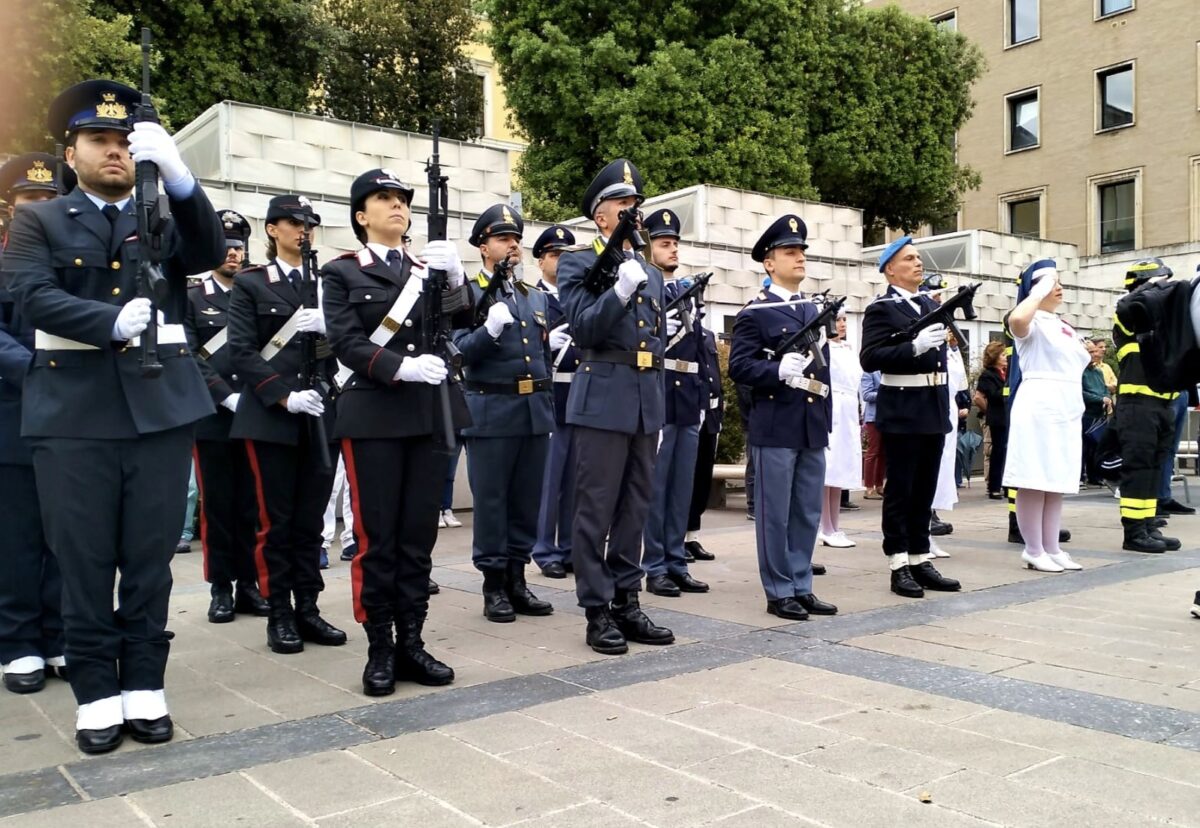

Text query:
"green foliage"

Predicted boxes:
[[714, 340, 746, 465]]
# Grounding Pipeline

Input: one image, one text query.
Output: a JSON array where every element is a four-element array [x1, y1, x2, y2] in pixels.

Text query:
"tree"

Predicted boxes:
[[314, 0, 483, 142]]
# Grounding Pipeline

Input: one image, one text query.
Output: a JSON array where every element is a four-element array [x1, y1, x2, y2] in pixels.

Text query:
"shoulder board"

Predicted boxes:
[[561, 243, 591, 253], [239, 263, 268, 275], [187, 281, 204, 291], [334, 251, 357, 261]]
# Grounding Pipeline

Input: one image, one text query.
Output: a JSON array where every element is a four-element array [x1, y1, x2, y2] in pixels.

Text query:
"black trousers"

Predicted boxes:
[[880, 431, 943, 558], [244, 432, 335, 599], [688, 428, 718, 533], [194, 440, 259, 588], [570, 427, 655, 607], [1116, 397, 1174, 522], [465, 435, 549, 572], [0, 463, 62, 664], [30, 426, 192, 705], [986, 423, 1008, 494], [342, 436, 440, 624]]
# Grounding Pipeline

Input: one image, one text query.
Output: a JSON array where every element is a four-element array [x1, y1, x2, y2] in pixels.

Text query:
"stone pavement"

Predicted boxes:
[[2, 482, 1199, 826]]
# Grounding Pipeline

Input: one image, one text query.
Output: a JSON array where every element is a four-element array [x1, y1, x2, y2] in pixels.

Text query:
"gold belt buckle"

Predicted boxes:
[[517, 378, 534, 395], [637, 351, 653, 369]]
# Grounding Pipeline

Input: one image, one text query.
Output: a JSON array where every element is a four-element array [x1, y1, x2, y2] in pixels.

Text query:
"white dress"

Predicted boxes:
[[932, 347, 968, 510], [1002, 310, 1091, 493], [824, 341, 863, 490]]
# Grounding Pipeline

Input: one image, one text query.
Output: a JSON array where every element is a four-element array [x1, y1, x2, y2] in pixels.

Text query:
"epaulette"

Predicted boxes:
[[334, 251, 357, 260]]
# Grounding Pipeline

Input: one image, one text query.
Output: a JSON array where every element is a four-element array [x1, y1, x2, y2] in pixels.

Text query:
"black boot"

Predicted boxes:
[[395, 610, 454, 686], [427, 578, 440, 595], [930, 512, 953, 536], [233, 581, 270, 617], [207, 583, 235, 624], [584, 605, 627, 655], [294, 590, 348, 646], [911, 560, 961, 591], [266, 593, 303, 654], [505, 560, 554, 615], [890, 565, 924, 598], [1123, 520, 1167, 553], [1149, 528, 1182, 551], [482, 569, 515, 622], [611, 591, 674, 645], [361, 620, 396, 696], [1007, 511, 1023, 545]]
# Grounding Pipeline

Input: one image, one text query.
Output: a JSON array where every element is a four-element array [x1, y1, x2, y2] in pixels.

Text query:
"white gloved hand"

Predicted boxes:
[[912, 323, 947, 356], [1029, 273, 1057, 301], [221, 393, 240, 412], [548, 325, 571, 351], [614, 259, 647, 302], [419, 240, 466, 288], [484, 302, 514, 338], [294, 308, 326, 334], [128, 121, 193, 195], [778, 351, 813, 381], [395, 354, 448, 385], [665, 308, 682, 338], [285, 389, 325, 417], [112, 297, 152, 340]]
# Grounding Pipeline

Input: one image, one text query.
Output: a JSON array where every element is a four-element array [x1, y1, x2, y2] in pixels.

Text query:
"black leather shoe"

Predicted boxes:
[[506, 561, 554, 615], [684, 548, 695, 563], [612, 592, 674, 645], [1150, 529, 1182, 551], [911, 561, 961, 591], [840, 501, 860, 511], [766, 597, 809, 620], [645, 574, 681, 597], [3, 669, 45, 694], [233, 582, 271, 617], [1159, 498, 1196, 516], [76, 725, 123, 754], [266, 594, 303, 654], [891, 566, 925, 598], [294, 591, 348, 646], [207, 584, 235, 624], [812, 562, 827, 576], [668, 571, 709, 593], [1059, 528, 1072, 543], [684, 541, 715, 561], [988, 491, 1004, 500], [361, 621, 396, 696], [1123, 522, 1166, 553], [562, 561, 574, 574], [929, 513, 953, 536], [427, 578, 440, 595], [483, 589, 516, 622], [125, 715, 173, 744], [795, 593, 838, 615], [584, 606, 628, 655], [174, 539, 192, 554], [540, 561, 567, 579], [395, 613, 454, 686], [339, 542, 358, 562]]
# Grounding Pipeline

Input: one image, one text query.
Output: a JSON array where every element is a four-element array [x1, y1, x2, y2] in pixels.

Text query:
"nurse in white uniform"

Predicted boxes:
[[1002, 259, 1089, 572], [820, 311, 862, 548]]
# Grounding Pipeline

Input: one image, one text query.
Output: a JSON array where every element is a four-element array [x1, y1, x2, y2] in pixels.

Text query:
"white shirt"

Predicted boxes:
[[365, 242, 405, 263], [766, 283, 803, 303], [83, 192, 131, 212], [890, 283, 922, 314]]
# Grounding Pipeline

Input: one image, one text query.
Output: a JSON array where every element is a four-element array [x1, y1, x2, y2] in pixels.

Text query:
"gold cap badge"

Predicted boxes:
[[502, 206, 514, 224], [95, 92, 128, 120], [663, 211, 671, 225], [622, 162, 633, 185], [788, 217, 798, 233], [555, 227, 564, 239], [26, 160, 54, 184]]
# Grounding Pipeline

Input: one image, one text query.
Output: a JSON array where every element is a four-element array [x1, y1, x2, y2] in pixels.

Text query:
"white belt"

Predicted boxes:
[[198, 327, 227, 360], [260, 310, 305, 361], [36, 325, 187, 351], [334, 278, 425, 390], [880, 371, 947, 388], [788, 377, 830, 397], [664, 358, 699, 374], [552, 372, 574, 384], [709, 397, 720, 409]]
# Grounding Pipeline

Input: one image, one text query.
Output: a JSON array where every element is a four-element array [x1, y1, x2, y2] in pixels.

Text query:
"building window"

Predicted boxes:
[[1099, 180, 1136, 253], [999, 187, 1046, 239], [931, 212, 959, 235], [1097, 0, 1133, 18], [932, 10, 957, 32], [1008, 0, 1038, 46], [1006, 88, 1040, 152], [1097, 63, 1135, 131]]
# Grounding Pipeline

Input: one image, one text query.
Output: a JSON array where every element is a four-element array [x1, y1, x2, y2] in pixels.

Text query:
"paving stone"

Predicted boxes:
[[669, 702, 848, 756], [707, 805, 823, 827], [0, 767, 79, 819], [1011, 756, 1200, 825], [594, 681, 713, 716], [317, 794, 472, 827], [503, 801, 646, 827], [843, 633, 1029, 674], [244, 749, 415, 819], [0, 796, 139, 827], [129, 772, 311, 827], [439, 711, 568, 756], [795, 736, 963, 791], [995, 662, 1200, 713]]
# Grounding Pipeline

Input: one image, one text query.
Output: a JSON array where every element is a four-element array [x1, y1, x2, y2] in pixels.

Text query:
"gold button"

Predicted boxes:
[[782, 327, 789, 333], [179, 348, 187, 355], [574, 359, 580, 366], [111, 287, 120, 296], [675, 380, 681, 387], [111, 261, 120, 270], [808, 396, 815, 403], [637, 297, 643, 304], [49, 360, 57, 368], [638, 320, 645, 328], [768, 394, 774, 400], [521, 321, 528, 328], [73, 258, 83, 266], [525, 355, 531, 363], [585, 366, 591, 372], [523, 337, 529, 344], [640, 341, 647, 348]]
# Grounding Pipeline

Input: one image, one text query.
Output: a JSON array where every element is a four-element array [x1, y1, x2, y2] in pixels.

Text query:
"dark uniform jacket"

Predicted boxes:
[[662, 279, 706, 428], [227, 260, 336, 445], [556, 240, 667, 435], [1114, 290, 1177, 403], [183, 274, 242, 441], [3, 186, 222, 439], [699, 329, 724, 435], [728, 290, 832, 450], [452, 273, 554, 438], [1116, 279, 1200, 394], [859, 285, 951, 435], [537, 280, 581, 426], [322, 247, 471, 439], [0, 276, 33, 464]]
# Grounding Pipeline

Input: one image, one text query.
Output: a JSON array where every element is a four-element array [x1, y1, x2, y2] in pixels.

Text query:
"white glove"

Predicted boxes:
[[419, 240, 466, 288], [128, 121, 193, 196], [484, 303, 514, 338], [615, 259, 647, 302], [285, 390, 325, 417], [112, 297, 152, 340], [778, 351, 813, 381], [665, 308, 682, 338], [1029, 273, 1057, 301], [548, 325, 571, 351], [912, 323, 947, 356], [395, 354, 448, 385], [221, 393, 240, 412], [294, 308, 326, 335]]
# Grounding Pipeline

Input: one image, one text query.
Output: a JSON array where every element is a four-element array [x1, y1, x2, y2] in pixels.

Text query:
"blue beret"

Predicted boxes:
[[877, 235, 913, 273]]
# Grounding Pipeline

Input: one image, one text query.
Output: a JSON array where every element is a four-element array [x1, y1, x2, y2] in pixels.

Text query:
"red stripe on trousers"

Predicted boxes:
[[244, 440, 274, 598], [192, 446, 211, 582], [342, 439, 370, 624]]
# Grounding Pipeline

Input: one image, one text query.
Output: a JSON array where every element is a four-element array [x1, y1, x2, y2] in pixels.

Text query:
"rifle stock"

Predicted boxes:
[[133, 28, 169, 379], [582, 208, 648, 295], [888, 282, 982, 348], [769, 293, 846, 372], [299, 227, 332, 472], [423, 123, 460, 450]]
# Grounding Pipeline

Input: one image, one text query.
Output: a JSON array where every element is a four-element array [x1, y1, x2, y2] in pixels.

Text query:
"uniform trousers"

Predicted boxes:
[[342, 437, 440, 624], [533, 424, 575, 567], [465, 434, 549, 572], [687, 427, 718, 533], [1116, 397, 1174, 521], [570, 427, 655, 607], [751, 445, 824, 600], [244, 430, 335, 599], [879, 432, 943, 557], [30, 426, 193, 705], [862, 422, 885, 490], [986, 423, 1008, 494], [0, 464, 62, 664], [1160, 393, 1189, 500], [643, 424, 700, 577], [193, 440, 259, 588]]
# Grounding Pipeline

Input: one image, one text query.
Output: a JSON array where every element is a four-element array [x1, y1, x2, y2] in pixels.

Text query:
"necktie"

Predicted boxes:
[[386, 249, 403, 271], [102, 204, 120, 224], [789, 294, 801, 302], [288, 269, 301, 290]]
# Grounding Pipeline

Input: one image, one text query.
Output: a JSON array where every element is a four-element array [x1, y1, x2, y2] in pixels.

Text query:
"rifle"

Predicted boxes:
[[764, 293, 847, 372], [581, 207, 648, 295], [423, 123, 463, 450], [132, 28, 171, 379], [472, 255, 514, 327], [664, 271, 713, 338], [886, 281, 981, 349], [298, 221, 333, 472]]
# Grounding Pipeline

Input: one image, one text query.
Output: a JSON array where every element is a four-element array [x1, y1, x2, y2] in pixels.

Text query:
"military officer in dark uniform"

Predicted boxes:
[[227, 194, 346, 655], [859, 236, 962, 598], [0, 153, 74, 695], [184, 210, 270, 624], [4, 80, 224, 753], [323, 168, 467, 695], [452, 204, 556, 623], [557, 159, 675, 654], [531, 224, 580, 579], [685, 327, 722, 562], [641, 208, 708, 597], [729, 215, 837, 620]]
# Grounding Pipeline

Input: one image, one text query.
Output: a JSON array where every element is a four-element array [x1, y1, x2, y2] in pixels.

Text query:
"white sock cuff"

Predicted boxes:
[[685, 531, 699, 543], [888, 553, 910, 571], [44, 656, 66, 668], [3, 655, 45, 674], [910, 552, 930, 565], [122, 689, 169, 720], [77, 695, 123, 730]]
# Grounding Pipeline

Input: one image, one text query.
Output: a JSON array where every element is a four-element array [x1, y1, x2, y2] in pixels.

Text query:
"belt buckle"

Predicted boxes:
[[517, 378, 534, 395], [637, 351, 653, 369]]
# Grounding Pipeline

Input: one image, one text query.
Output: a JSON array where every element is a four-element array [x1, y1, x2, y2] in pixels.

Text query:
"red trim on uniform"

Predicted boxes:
[[244, 440, 273, 597], [366, 348, 384, 380], [255, 374, 280, 392], [342, 438, 371, 624], [207, 378, 221, 388], [192, 446, 211, 582]]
